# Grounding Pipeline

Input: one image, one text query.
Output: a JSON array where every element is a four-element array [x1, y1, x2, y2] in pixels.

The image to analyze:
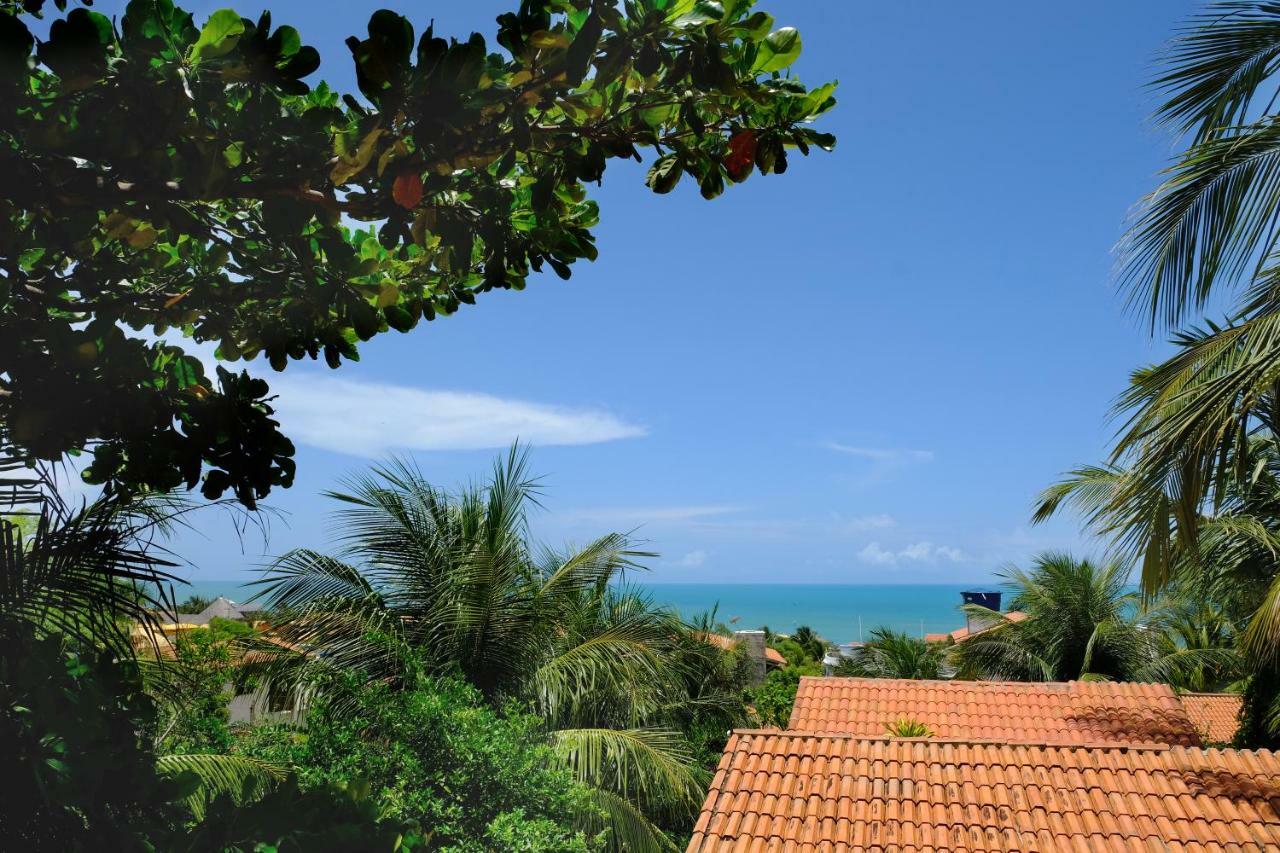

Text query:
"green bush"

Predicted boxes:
[[750, 667, 802, 728], [238, 673, 602, 852], [0, 628, 187, 850], [158, 627, 236, 754], [0, 626, 409, 851]]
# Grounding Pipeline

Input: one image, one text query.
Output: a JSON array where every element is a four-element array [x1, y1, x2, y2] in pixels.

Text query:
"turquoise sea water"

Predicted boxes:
[[174, 580, 988, 643], [636, 583, 982, 643]]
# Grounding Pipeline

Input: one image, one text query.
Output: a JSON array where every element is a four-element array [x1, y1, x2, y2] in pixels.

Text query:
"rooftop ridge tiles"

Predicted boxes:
[[730, 728, 1180, 752], [728, 729, 1280, 761], [795, 675, 1180, 690]]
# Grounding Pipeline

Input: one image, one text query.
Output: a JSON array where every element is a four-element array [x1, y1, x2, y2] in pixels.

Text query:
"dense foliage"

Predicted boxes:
[[0, 628, 188, 849], [248, 448, 751, 849], [750, 666, 799, 728], [745, 624, 827, 727], [238, 671, 601, 852], [0, 465, 416, 850], [0, 0, 834, 506], [156, 617, 257, 754]]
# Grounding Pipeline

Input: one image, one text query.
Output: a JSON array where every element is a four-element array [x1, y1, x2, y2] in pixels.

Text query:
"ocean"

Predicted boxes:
[[172, 580, 990, 643]]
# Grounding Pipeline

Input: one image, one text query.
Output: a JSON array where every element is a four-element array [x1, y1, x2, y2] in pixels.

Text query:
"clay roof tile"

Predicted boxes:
[[788, 677, 1205, 747], [686, 731, 1280, 852]]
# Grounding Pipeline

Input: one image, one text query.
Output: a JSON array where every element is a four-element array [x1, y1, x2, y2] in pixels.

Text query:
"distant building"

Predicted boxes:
[[158, 596, 263, 627]]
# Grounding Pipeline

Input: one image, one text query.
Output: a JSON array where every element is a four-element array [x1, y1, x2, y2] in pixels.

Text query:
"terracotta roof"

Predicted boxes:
[[1182, 693, 1244, 745], [942, 610, 1029, 643], [700, 633, 787, 666], [688, 730, 1280, 851], [788, 677, 1204, 746]]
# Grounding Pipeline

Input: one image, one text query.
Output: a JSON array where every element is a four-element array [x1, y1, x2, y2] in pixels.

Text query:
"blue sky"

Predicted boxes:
[[79, 0, 1201, 584]]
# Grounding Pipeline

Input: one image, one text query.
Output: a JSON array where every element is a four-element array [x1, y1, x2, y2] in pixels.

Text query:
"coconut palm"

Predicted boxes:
[[248, 447, 724, 851], [835, 628, 945, 680], [1106, 2, 1280, 559], [0, 452, 298, 839], [0, 454, 185, 654], [951, 553, 1167, 682], [1036, 427, 1274, 734]]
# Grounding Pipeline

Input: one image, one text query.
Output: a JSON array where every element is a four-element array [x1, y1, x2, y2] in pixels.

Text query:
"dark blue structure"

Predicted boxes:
[[961, 590, 1002, 612]]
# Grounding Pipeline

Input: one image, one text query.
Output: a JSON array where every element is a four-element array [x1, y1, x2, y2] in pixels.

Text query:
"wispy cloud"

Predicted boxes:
[[857, 541, 965, 566], [831, 513, 895, 533], [554, 505, 742, 526], [270, 373, 645, 457], [678, 549, 708, 568], [824, 442, 934, 463]]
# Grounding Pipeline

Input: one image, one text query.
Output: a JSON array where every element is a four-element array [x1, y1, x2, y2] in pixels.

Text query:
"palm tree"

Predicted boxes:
[[0, 453, 299, 840], [951, 553, 1167, 682], [248, 447, 727, 851], [835, 628, 944, 680], [0, 455, 185, 654], [1105, 3, 1280, 553]]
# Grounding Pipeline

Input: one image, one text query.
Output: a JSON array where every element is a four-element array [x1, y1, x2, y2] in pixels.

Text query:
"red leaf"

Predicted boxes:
[[723, 130, 757, 183], [392, 171, 423, 209]]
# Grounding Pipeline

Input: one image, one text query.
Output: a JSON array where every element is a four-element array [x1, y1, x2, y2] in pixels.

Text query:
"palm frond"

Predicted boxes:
[[156, 753, 286, 821], [1154, 1, 1280, 144], [249, 549, 377, 611], [551, 727, 704, 816], [575, 786, 680, 853]]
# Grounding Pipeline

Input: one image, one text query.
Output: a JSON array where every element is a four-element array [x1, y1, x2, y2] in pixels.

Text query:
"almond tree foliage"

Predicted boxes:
[[0, 0, 835, 507]]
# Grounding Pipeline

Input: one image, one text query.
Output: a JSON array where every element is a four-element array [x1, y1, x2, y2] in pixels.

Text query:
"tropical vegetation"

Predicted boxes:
[[836, 627, 944, 680], [241, 448, 752, 849], [0, 460, 417, 849], [1031, 0, 1280, 745], [0, 0, 835, 506]]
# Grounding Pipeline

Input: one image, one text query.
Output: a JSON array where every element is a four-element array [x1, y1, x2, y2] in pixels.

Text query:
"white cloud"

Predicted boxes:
[[679, 549, 708, 567], [269, 373, 645, 456], [858, 540, 966, 566], [899, 541, 934, 561], [857, 542, 898, 565], [825, 442, 934, 463]]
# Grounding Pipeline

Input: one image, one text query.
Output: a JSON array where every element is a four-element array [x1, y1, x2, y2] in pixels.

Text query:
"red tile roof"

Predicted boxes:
[[700, 632, 787, 666], [788, 676, 1204, 746], [1182, 693, 1244, 745], [925, 610, 1028, 644], [688, 730, 1280, 851]]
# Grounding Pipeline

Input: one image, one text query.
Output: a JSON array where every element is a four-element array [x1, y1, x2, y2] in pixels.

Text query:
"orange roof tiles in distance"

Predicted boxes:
[[1182, 693, 1244, 745], [943, 610, 1028, 643], [688, 729, 1280, 852], [699, 632, 787, 666], [788, 676, 1205, 746]]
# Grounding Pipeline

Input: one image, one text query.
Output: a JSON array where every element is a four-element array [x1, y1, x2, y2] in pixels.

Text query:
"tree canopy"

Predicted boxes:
[[0, 0, 835, 506]]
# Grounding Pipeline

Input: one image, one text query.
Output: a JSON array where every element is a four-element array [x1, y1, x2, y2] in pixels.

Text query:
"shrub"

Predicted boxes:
[[237, 673, 602, 851]]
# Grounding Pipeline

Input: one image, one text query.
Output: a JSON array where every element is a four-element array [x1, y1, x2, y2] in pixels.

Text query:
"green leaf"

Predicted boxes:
[[752, 27, 801, 73], [674, 1, 724, 27], [645, 154, 683, 194], [729, 11, 773, 41], [188, 9, 244, 64], [800, 129, 836, 151]]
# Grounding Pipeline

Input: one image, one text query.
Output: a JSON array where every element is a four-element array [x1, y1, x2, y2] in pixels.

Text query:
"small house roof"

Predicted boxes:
[[788, 676, 1204, 747], [688, 730, 1280, 851]]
